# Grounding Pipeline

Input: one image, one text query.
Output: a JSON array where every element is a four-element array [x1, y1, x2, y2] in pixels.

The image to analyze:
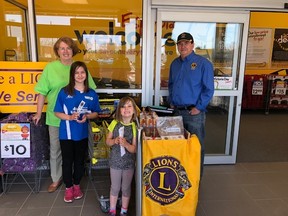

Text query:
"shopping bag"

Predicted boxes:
[[142, 134, 201, 216]]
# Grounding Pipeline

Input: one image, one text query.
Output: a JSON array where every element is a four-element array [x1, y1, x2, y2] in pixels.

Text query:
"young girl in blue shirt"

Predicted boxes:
[[54, 61, 101, 203]]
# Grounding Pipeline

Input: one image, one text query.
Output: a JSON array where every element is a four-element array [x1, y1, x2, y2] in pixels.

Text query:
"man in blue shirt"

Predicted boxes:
[[168, 32, 214, 177]]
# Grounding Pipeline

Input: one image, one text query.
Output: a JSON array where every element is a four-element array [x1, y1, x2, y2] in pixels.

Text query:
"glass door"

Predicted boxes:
[[153, 9, 250, 164], [1, 0, 29, 61]]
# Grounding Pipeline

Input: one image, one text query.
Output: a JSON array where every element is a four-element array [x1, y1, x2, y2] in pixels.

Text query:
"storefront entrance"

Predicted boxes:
[[145, 8, 250, 164]]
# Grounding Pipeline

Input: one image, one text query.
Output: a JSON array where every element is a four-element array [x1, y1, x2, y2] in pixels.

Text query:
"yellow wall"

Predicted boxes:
[[250, 12, 288, 28], [246, 12, 288, 75]]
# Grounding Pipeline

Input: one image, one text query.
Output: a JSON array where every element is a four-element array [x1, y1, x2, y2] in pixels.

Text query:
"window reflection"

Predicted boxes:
[[1, 1, 28, 61], [35, 1, 143, 90], [160, 21, 242, 90]]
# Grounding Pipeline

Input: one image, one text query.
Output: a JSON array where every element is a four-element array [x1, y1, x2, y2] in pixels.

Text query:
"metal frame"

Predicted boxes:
[[149, 8, 250, 164]]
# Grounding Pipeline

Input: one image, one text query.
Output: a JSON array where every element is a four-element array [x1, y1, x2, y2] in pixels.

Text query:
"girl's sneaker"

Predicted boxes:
[[64, 187, 74, 203], [73, 184, 83, 200]]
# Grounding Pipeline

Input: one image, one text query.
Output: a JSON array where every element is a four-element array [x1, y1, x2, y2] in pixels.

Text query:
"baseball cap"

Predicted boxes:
[[177, 32, 194, 44]]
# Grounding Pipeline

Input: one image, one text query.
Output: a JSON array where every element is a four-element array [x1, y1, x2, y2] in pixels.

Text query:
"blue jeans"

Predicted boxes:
[[174, 109, 206, 177]]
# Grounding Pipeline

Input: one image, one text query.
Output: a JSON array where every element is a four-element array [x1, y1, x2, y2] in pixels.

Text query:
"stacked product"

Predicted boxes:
[[140, 108, 185, 140]]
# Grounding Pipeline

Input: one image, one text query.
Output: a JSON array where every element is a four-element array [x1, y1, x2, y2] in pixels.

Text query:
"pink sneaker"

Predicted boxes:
[[73, 184, 83, 200], [64, 187, 74, 203]]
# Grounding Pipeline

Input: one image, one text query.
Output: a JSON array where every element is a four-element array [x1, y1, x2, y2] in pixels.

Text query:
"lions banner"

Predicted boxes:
[[0, 61, 48, 113], [142, 134, 201, 216]]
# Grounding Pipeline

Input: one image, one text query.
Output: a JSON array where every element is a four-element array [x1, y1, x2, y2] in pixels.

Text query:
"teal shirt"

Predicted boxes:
[[34, 60, 96, 126]]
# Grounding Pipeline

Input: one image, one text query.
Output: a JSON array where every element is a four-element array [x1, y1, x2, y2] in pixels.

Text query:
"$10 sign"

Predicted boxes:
[[1, 123, 30, 158]]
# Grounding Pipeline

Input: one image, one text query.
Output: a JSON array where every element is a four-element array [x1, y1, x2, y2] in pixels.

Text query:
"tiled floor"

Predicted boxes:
[[1, 162, 288, 216], [197, 162, 288, 216]]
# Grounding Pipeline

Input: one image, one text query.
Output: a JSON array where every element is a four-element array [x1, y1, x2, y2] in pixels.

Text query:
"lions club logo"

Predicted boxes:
[[143, 156, 191, 205]]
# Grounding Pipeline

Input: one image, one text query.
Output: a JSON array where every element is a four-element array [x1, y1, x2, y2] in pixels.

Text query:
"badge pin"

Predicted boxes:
[[191, 63, 197, 70]]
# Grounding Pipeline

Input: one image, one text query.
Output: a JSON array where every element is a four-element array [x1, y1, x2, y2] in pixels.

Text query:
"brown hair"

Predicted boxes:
[[64, 61, 89, 95], [114, 96, 138, 122], [53, 36, 80, 57]]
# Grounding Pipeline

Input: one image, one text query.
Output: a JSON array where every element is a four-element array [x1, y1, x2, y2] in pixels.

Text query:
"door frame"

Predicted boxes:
[[143, 6, 250, 164]]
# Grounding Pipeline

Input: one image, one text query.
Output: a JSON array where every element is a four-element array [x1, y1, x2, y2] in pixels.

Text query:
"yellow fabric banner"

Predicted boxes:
[[142, 134, 201, 216]]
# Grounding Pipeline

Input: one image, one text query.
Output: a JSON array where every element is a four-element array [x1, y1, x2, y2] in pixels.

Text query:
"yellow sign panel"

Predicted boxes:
[[1, 123, 22, 131], [0, 61, 48, 113]]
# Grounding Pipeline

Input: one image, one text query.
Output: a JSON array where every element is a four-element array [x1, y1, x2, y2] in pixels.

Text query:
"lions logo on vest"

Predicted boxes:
[[143, 156, 192, 205]]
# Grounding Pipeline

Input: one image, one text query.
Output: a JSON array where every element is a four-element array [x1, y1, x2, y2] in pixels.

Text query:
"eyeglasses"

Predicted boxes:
[[58, 47, 72, 52]]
